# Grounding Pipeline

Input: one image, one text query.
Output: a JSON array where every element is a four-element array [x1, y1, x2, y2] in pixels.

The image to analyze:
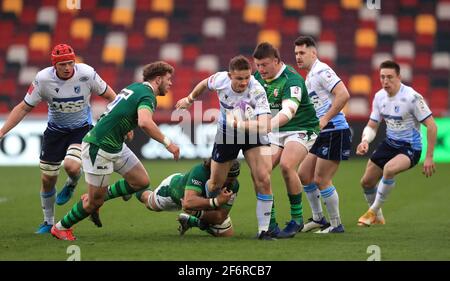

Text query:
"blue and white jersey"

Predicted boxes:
[[24, 63, 107, 131], [370, 84, 432, 150], [305, 59, 349, 132], [207, 71, 271, 136]]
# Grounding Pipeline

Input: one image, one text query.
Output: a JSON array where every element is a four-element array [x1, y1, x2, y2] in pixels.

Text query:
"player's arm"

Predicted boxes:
[[137, 107, 180, 160], [270, 98, 299, 130], [175, 78, 208, 109], [321, 81, 350, 129], [356, 119, 379, 155], [0, 101, 33, 138], [182, 188, 233, 211], [101, 85, 117, 102], [228, 112, 271, 134], [421, 115, 437, 177]]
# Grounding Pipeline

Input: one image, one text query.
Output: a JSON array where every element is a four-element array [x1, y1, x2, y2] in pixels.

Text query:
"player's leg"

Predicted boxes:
[[56, 144, 82, 205], [244, 145, 274, 239], [358, 159, 384, 226], [268, 144, 283, 236], [206, 142, 238, 194], [178, 209, 233, 237], [138, 174, 182, 211]]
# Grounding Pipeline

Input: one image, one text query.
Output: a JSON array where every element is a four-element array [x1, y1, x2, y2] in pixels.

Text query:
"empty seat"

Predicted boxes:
[[159, 43, 182, 63], [347, 96, 369, 116], [183, 45, 199, 62], [111, 7, 134, 27], [283, 0, 305, 11], [371, 53, 393, 69], [355, 28, 377, 48], [134, 65, 144, 82], [29, 32, 51, 53], [413, 52, 431, 70], [299, 16, 321, 37], [102, 46, 125, 65], [36, 6, 57, 29], [105, 32, 127, 48], [70, 18, 93, 41], [322, 4, 340, 22], [393, 40, 415, 59], [116, 0, 136, 9], [195, 55, 219, 73], [58, 0, 81, 12], [2, 0, 23, 16], [156, 93, 173, 110], [349, 75, 371, 95], [412, 74, 429, 96], [257, 30, 281, 49], [398, 16, 415, 35], [358, 5, 379, 21], [318, 41, 337, 61], [341, 0, 361, 9], [399, 63, 413, 82], [436, 1, 450, 20], [202, 17, 226, 39], [377, 15, 398, 35], [415, 14, 436, 35], [432, 52, 450, 70], [18, 66, 39, 85], [208, 0, 229, 12], [6, 45, 28, 65], [145, 18, 169, 40], [243, 4, 266, 25], [151, 0, 173, 14]]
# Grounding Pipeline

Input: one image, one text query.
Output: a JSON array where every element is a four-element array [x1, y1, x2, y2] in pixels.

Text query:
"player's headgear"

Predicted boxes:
[[227, 160, 241, 178], [51, 44, 76, 66]]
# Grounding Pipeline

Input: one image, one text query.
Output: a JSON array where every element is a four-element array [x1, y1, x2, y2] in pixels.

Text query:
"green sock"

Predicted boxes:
[[134, 188, 150, 201], [269, 199, 278, 230], [104, 179, 136, 201], [288, 193, 304, 225], [187, 215, 200, 227], [61, 200, 89, 229]]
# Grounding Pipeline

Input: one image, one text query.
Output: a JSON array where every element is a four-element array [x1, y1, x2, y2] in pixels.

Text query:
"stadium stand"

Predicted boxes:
[[0, 0, 448, 120]]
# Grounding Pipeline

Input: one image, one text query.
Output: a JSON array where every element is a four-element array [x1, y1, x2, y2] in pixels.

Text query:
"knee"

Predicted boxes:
[[299, 171, 313, 185], [254, 173, 271, 190], [64, 162, 81, 177], [279, 162, 294, 177], [360, 177, 373, 189], [382, 166, 396, 179]]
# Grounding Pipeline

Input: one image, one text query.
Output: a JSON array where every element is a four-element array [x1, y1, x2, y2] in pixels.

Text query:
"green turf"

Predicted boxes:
[[0, 159, 449, 261]]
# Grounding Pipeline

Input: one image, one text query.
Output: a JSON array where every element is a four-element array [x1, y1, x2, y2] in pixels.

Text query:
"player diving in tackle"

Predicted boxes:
[[51, 61, 180, 240]]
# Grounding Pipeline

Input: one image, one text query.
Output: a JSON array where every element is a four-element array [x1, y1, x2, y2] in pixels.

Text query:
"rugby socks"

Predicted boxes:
[[371, 178, 395, 213], [57, 200, 89, 230], [288, 193, 304, 225], [104, 179, 137, 201], [134, 187, 150, 201], [256, 193, 273, 234], [40, 188, 56, 225], [364, 186, 384, 218], [320, 186, 341, 227], [304, 183, 324, 221]]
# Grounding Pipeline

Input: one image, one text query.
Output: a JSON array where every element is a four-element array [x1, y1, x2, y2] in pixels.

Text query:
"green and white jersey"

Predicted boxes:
[[161, 163, 239, 209], [254, 64, 319, 133], [83, 82, 157, 153]]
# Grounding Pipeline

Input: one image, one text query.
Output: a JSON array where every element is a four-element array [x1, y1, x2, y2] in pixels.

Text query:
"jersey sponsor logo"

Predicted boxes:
[[50, 96, 85, 113], [96, 165, 108, 170], [74, 86, 81, 94], [191, 179, 203, 186], [297, 132, 307, 140], [27, 83, 35, 95], [79, 76, 89, 82]]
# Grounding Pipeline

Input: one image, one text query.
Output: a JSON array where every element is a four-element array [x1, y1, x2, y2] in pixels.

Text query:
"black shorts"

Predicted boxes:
[[212, 131, 269, 163], [40, 124, 91, 163], [370, 139, 422, 169], [310, 128, 352, 161]]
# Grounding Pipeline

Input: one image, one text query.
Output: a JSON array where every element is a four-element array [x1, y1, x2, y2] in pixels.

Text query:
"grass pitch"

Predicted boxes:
[[0, 159, 449, 261]]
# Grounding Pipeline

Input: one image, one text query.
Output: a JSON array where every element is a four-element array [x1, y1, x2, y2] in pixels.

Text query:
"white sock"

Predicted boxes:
[[55, 221, 67, 230], [40, 188, 56, 225], [320, 186, 341, 227], [371, 178, 395, 213], [304, 183, 323, 221], [364, 186, 383, 217], [256, 193, 273, 234]]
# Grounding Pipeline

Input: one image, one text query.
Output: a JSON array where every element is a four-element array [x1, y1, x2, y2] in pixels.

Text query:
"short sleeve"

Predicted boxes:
[[369, 93, 381, 122], [23, 79, 42, 107], [207, 71, 228, 91], [317, 68, 341, 93], [412, 92, 432, 122]]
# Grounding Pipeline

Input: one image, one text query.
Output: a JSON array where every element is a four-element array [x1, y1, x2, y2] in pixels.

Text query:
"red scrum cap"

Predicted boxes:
[[51, 44, 76, 66]]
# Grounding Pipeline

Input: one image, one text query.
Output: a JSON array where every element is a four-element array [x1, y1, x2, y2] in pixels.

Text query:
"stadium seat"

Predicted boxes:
[[415, 14, 436, 35], [347, 96, 369, 116], [413, 52, 431, 70], [371, 53, 393, 70], [208, 0, 230, 12], [70, 18, 93, 41], [145, 18, 169, 40], [2, 0, 22, 16], [18, 66, 39, 85], [202, 17, 226, 39], [322, 4, 340, 22], [159, 43, 182, 64], [151, 0, 173, 14], [318, 42, 337, 61], [377, 15, 398, 35], [393, 40, 415, 59], [341, 0, 361, 10], [264, 4, 282, 29], [183, 45, 199, 62], [429, 88, 449, 116], [6, 45, 28, 65], [156, 92, 173, 110], [195, 55, 219, 73], [281, 18, 298, 35], [349, 75, 371, 95], [243, 4, 266, 25], [20, 7, 37, 26], [111, 7, 134, 27], [283, 0, 305, 11], [36, 6, 57, 29], [397, 63, 413, 83], [432, 52, 450, 69], [127, 32, 145, 51], [437, 1, 450, 20], [358, 4, 378, 21], [58, 0, 80, 13], [0, 78, 17, 99], [299, 16, 321, 36], [257, 30, 281, 49], [398, 16, 415, 36], [413, 75, 429, 97], [29, 32, 51, 53], [102, 46, 125, 65], [355, 28, 377, 48]]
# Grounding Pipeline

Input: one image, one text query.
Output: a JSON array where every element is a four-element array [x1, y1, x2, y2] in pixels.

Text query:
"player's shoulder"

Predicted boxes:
[[34, 66, 55, 82], [401, 84, 425, 104], [75, 63, 96, 75], [189, 163, 209, 180], [208, 71, 229, 88], [283, 64, 305, 86]]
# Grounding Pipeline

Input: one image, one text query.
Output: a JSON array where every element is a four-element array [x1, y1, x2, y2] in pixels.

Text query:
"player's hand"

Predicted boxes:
[[167, 143, 180, 161], [225, 110, 237, 128], [319, 117, 329, 130], [216, 188, 233, 206], [422, 157, 436, 178], [356, 141, 369, 155], [124, 130, 134, 141], [175, 97, 192, 110]]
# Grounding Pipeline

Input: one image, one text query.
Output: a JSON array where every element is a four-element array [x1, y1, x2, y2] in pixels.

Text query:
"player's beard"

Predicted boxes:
[[158, 83, 168, 96]]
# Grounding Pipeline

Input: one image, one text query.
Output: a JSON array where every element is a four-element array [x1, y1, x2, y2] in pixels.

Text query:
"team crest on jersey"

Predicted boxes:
[[74, 86, 81, 94], [273, 88, 279, 97], [394, 105, 400, 113], [55, 88, 59, 93], [297, 133, 307, 140]]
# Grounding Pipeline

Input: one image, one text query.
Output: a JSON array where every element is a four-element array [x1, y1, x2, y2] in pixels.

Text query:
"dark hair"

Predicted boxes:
[[294, 36, 317, 48], [142, 61, 174, 81], [229, 55, 251, 72], [203, 158, 240, 178], [252, 42, 281, 61], [379, 60, 400, 75]]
